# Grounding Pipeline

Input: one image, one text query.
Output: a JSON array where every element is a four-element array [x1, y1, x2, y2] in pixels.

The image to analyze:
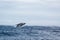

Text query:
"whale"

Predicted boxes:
[[16, 23, 26, 28]]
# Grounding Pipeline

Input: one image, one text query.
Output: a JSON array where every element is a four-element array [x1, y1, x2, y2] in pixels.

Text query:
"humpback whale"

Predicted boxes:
[[16, 23, 26, 27]]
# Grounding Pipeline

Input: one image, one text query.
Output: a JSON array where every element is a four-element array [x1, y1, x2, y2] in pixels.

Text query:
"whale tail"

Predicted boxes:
[[16, 23, 26, 27]]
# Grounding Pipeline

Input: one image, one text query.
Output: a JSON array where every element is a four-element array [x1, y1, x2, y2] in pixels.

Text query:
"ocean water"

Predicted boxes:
[[0, 25, 60, 40]]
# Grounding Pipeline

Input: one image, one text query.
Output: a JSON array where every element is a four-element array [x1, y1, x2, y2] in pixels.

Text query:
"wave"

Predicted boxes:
[[0, 25, 60, 40], [0, 25, 60, 36]]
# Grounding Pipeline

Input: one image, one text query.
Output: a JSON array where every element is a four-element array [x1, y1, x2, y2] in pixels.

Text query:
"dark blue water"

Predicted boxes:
[[0, 25, 60, 40]]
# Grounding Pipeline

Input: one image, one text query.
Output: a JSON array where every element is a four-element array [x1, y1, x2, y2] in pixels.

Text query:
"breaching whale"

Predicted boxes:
[[16, 23, 26, 27]]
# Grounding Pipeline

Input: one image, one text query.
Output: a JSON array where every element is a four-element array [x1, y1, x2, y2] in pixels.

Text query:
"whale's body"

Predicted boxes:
[[16, 23, 26, 27]]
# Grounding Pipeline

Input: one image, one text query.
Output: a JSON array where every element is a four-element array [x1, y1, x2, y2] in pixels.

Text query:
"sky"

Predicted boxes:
[[0, 0, 60, 26]]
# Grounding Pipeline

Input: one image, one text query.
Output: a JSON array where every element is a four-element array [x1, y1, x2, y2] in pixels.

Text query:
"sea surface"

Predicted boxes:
[[0, 25, 60, 40]]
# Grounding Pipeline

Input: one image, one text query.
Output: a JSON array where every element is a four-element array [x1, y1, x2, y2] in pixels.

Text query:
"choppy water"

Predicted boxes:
[[0, 25, 60, 40]]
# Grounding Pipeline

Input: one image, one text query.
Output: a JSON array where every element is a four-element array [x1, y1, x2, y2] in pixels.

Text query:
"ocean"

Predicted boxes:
[[0, 25, 60, 40]]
